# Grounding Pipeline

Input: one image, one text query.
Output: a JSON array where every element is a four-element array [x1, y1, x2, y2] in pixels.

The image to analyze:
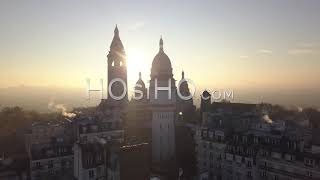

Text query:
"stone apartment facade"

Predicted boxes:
[[195, 98, 320, 180]]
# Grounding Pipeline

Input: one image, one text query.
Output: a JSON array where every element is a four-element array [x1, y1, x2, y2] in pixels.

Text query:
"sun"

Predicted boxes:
[[126, 49, 150, 93]]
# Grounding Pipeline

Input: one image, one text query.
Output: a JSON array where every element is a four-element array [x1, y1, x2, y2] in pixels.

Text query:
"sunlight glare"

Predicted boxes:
[[127, 49, 150, 93]]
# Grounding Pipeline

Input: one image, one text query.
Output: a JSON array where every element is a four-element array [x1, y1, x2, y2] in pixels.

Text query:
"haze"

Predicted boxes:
[[0, 0, 320, 110]]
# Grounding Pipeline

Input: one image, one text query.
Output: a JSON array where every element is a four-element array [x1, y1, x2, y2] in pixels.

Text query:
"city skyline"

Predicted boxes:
[[1, 0, 320, 109]]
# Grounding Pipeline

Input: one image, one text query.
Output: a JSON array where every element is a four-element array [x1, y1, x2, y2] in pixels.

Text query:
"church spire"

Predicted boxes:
[[114, 24, 119, 37], [159, 36, 163, 52], [139, 72, 142, 79], [104, 25, 128, 103], [110, 24, 124, 51], [182, 70, 185, 79]]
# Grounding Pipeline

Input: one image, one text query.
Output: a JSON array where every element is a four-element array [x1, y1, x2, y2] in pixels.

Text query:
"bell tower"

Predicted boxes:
[[107, 25, 128, 103]]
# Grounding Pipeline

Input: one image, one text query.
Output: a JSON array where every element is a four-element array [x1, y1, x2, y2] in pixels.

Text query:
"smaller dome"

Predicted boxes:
[[135, 72, 145, 89], [202, 90, 211, 98], [178, 71, 190, 96]]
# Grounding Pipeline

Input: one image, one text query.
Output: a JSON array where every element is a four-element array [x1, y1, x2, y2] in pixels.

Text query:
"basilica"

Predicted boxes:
[[74, 25, 196, 180]]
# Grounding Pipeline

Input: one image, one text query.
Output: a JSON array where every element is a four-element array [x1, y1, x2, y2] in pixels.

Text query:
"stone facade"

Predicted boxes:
[[195, 100, 320, 180]]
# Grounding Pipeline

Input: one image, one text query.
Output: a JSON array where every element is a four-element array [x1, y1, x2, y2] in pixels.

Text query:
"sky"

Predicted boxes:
[[0, 0, 320, 105]]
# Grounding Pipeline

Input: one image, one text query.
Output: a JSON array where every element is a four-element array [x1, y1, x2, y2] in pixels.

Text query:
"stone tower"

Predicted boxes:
[[107, 25, 128, 103], [149, 37, 176, 165]]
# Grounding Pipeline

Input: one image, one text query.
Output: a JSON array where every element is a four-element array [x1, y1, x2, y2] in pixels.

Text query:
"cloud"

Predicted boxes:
[[258, 49, 272, 54], [288, 49, 315, 55], [288, 42, 319, 55], [298, 42, 319, 48], [240, 55, 249, 59], [129, 21, 145, 31]]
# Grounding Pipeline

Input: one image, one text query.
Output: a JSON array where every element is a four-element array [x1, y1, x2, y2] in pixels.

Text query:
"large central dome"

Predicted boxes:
[[150, 37, 173, 78]]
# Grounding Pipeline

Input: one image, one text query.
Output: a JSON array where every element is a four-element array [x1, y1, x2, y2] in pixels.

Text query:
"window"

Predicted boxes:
[[49, 170, 54, 175], [107, 122, 112, 129], [115, 121, 119, 128], [209, 171, 213, 178], [203, 142, 207, 148], [97, 154, 102, 161], [48, 160, 53, 168], [209, 131, 214, 139], [247, 161, 252, 167], [217, 135, 222, 142], [243, 136, 247, 143], [305, 159, 314, 166], [203, 130, 208, 137], [262, 150, 267, 156], [97, 167, 102, 176], [203, 151, 207, 158], [89, 170, 95, 178], [209, 152, 213, 160], [247, 171, 252, 178], [307, 171, 312, 177], [61, 159, 66, 167], [264, 162, 267, 167], [203, 162, 207, 166]]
